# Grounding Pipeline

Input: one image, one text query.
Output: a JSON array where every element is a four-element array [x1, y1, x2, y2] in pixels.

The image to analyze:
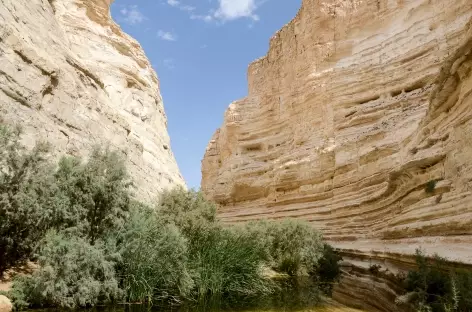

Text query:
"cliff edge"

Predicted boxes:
[[0, 0, 185, 200], [202, 0, 472, 266]]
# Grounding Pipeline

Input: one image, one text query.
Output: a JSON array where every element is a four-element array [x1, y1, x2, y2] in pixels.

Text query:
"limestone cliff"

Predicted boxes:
[[202, 0, 472, 266], [0, 0, 185, 200]]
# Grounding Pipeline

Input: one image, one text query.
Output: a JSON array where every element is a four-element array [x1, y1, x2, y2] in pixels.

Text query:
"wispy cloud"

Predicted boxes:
[[158, 30, 177, 41], [166, 0, 196, 12], [190, 14, 213, 22], [163, 59, 176, 69], [119, 5, 146, 25]]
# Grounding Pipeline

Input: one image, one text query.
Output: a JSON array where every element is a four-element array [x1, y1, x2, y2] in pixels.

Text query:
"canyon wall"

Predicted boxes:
[[0, 0, 185, 200], [202, 0, 472, 270]]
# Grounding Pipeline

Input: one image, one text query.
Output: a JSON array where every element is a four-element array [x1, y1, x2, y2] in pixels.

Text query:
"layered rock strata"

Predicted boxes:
[[202, 0, 472, 265], [0, 0, 185, 200]]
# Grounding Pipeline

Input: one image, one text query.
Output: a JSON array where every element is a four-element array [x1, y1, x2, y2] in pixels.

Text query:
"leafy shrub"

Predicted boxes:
[[156, 187, 216, 241], [116, 204, 193, 303], [9, 231, 121, 309], [0, 121, 132, 274], [243, 219, 324, 276], [54, 148, 131, 244], [404, 249, 472, 312], [313, 243, 343, 295], [0, 124, 57, 274]]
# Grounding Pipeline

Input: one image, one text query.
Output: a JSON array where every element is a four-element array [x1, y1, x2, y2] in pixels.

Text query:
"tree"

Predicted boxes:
[[313, 244, 343, 295], [54, 147, 132, 244]]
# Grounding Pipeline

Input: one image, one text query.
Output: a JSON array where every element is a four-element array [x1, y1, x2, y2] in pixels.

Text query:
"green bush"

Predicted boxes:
[[242, 219, 324, 276], [0, 124, 58, 274], [116, 203, 193, 303], [0, 121, 132, 274], [156, 187, 216, 241], [425, 180, 437, 193], [54, 147, 131, 244], [313, 243, 343, 295], [9, 231, 122, 309], [404, 249, 472, 312]]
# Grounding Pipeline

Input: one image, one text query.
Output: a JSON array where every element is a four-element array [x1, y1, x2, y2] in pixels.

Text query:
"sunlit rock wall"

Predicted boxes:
[[202, 0, 472, 265], [0, 0, 185, 200]]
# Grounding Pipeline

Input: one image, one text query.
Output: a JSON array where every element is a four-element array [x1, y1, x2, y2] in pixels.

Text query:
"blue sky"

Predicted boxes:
[[111, 0, 301, 189]]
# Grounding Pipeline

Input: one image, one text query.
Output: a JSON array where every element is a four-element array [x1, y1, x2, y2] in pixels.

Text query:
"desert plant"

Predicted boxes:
[[9, 231, 122, 309], [54, 147, 132, 244], [156, 187, 216, 241], [425, 180, 437, 193], [116, 203, 193, 303], [0, 123, 58, 274], [404, 249, 472, 312], [369, 264, 382, 276], [243, 219, 324, 276], [189, 225, 274, 300], [313, 243, 343, 295], [156, 189, 273, 300], [0, 122, 132, 274]]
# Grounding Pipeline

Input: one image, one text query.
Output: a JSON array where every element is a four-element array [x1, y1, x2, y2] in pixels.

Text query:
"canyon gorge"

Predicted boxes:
[[0, 0, 185, 201], [201, 0, 472, 310], [2, 0, 472, 310]]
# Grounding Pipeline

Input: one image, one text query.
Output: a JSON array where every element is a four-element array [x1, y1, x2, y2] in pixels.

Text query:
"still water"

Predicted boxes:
[[82, 279, 363, 312]]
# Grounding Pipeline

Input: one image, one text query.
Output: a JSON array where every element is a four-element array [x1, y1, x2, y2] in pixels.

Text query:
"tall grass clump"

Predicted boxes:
[[116, 202, 193, 303], [156, 189, 274, 300], [189, 225, 274, 300]]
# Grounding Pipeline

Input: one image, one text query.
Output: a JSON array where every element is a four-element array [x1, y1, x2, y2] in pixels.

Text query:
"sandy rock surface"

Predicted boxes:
[[202, 0, 472, 264], [0, 0, 185, 201]]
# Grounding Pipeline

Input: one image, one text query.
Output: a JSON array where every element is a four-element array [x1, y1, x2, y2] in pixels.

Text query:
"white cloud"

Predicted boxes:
[[164, 0, 263, 24], [158, 30, 177, 41], [167, 0, 180, 6], [120, 5, 146, 25], [214, 0, 260, 21]]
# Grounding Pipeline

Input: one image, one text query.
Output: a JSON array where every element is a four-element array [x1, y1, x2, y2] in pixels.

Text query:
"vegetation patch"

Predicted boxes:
[[399, 249, 472, 312], [425, 180, 437, 193], [0, 122, 341, 310]]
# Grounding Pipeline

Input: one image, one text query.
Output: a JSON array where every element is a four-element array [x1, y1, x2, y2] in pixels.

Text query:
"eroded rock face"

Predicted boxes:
[[0, 0, 185, 201], [202, 0, 472, 265]]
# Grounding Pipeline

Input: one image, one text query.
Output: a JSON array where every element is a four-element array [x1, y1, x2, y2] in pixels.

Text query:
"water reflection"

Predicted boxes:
[[105, 278, 320, 312], [32, 278, 352, 312]]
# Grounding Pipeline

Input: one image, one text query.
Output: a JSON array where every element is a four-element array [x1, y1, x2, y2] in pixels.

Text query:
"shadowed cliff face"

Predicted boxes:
[[201, 0, 472, 267], [0, 0, 186, 201]]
